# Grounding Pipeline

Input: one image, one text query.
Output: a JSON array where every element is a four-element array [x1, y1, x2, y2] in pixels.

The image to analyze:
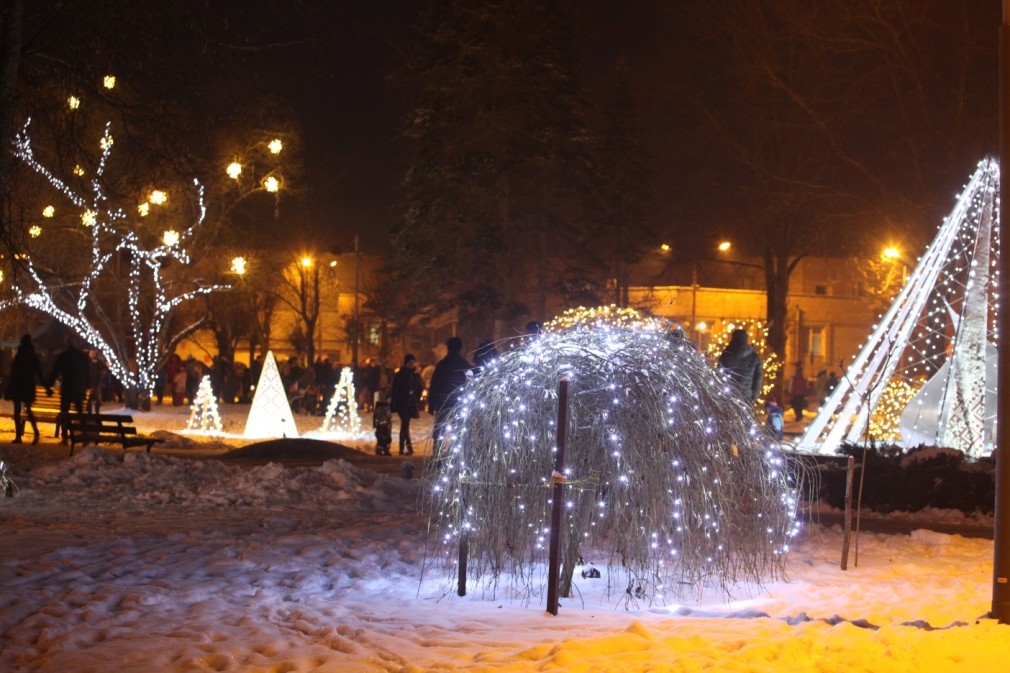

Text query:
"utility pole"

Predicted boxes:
[[994, 1, 1010, 623], [353, 230, 361, 367]]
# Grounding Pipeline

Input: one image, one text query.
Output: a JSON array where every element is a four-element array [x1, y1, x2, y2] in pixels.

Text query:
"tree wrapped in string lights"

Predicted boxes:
[[424, 307, 801, 605], [3, 119, 226, 407]]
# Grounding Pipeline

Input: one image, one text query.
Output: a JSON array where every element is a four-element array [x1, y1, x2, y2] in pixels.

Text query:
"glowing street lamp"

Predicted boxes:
[[301, 256, 313, 268], [226, 162, 242, 180], [162, 230, 180, 247], [149, 190, 168, 205], [230, 257, 247, 275], [881, 246, 908, 285], [268, 138, 283, 155], [263, 176, 280, 193], [103, 75, 116, 90], [717, 240, 732, 252]]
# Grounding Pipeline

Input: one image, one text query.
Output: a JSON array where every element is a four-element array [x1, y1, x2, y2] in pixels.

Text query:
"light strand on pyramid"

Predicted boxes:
[[186, 375, 223, 435], [797, 158, 999, 457], [4, 117, 229, 400], [320, 367, 361, 434]]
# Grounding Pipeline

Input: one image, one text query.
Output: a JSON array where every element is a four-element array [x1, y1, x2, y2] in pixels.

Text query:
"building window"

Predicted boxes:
[[802, 325, 826, 359], [814, 284, 828, 295]]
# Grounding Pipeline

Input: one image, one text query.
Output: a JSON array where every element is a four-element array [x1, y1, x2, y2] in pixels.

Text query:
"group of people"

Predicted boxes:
[[374, 336, 476, 456], [2, 334, 96, 444]]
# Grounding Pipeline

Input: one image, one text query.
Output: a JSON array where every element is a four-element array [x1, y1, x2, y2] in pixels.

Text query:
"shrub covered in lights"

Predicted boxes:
[[424, 310, 801, 605]]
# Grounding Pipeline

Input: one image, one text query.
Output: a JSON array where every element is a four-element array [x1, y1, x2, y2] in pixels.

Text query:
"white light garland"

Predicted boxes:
[[4, 118, 230, 402], [185, 375, 223, 435], [423, 314, 801, 604]]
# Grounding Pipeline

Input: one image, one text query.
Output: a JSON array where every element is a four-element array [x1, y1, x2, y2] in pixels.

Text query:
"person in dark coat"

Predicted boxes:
[[47, 337, 92, 444], [428, 337, 472, 452], [717, 329, 763, 402], [4, 334, 46, 444], [389, 354, 424, 455], [787, 363, 810, 421]]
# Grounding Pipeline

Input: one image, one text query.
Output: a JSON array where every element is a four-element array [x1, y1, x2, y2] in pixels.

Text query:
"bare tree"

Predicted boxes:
[[3, 121, 228, 407]]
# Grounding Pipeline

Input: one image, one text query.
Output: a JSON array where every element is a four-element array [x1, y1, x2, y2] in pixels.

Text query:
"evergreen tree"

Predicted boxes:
[[395, 0, 595, 341]]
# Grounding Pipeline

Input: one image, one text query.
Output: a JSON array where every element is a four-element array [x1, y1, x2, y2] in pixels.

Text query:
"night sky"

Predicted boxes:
[[9, 1, 1003, 256]]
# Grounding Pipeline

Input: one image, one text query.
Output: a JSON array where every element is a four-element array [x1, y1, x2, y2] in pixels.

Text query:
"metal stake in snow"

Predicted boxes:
[[546, 378, 570, 616]]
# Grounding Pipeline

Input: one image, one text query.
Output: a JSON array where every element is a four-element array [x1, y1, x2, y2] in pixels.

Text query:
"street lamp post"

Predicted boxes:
[[352, 234, 360, 368], [993, 2, 1010, 623]]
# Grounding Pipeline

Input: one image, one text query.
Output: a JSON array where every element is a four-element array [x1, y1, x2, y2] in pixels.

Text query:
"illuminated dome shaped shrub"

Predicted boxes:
[[424, 307, 801, 605]]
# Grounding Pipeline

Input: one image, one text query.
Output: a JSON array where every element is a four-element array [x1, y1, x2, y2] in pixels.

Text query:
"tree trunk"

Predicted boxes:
[[0, 0, 25, 239], [764, 248, 791, 398]]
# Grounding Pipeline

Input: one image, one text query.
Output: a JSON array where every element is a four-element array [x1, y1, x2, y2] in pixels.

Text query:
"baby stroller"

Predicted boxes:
[[373, 396, 392, 456], [766, 398, 784, 441]]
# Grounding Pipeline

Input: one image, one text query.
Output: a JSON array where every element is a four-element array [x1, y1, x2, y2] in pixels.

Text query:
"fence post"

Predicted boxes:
[[840, 455, 855, 570], [546, 378, 571, 615]]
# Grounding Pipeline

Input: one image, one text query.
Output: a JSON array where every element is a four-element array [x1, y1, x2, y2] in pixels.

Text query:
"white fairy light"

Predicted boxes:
[[4, 118, 231, 402], [424, 310, 799, 604]]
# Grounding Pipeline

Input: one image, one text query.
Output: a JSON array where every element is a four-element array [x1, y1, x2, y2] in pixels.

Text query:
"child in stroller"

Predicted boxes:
[[373, 391, 392, 456], [765, 397, 784, 441]]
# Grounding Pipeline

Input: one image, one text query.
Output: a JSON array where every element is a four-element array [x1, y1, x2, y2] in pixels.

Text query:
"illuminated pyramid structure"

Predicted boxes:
[[797, 158, 999, 458], [320, 366, 362, 434], [186, 375, 223, 435], [244, 351, 298, 438]]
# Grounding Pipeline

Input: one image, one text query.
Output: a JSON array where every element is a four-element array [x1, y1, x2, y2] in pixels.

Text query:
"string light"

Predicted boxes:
[[185, 375, 224, 435], [319, 367, 362, 435], [424, 312, 801, 604], [4, 118, 230, 402], [798, 158, 999, 457]]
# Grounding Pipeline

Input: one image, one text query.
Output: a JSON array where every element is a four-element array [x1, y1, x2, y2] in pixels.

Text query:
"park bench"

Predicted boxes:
[[65, 412, 164, 456]]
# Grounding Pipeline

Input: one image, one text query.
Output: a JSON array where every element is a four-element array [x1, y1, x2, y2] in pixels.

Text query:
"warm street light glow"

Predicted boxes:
[[162, 230, 180, 246], [226, 162, 242, 180], [42, 206, 55, 218], [149, 190, 167, 205], [696, 321, 708, 331], [103, 75, 116, 89], [81, 210, 96, 227], [231, 257, 247, 275], [659, 243, 671, 252], [263, 176, 280, 192], [138, 203, 150, 216], [68, 96, 80, 110], [718, 240, 732, 252], [301, 256, 313, 268], [882, 246, 901, 260], [29, 225, 42, 238], [73, 165, 85, 176], [329, 260, 337, 268], [100, 134, 113, 151], [268, 138, 283, 154]]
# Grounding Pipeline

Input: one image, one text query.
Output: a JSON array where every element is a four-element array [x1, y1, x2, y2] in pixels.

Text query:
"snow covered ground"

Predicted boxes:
[[1, 403, 1008, 672]]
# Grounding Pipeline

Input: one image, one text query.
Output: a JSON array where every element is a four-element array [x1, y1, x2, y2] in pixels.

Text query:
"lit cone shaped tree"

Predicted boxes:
[[320, 367, 361, 434], [186, 375, 223, 435]]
